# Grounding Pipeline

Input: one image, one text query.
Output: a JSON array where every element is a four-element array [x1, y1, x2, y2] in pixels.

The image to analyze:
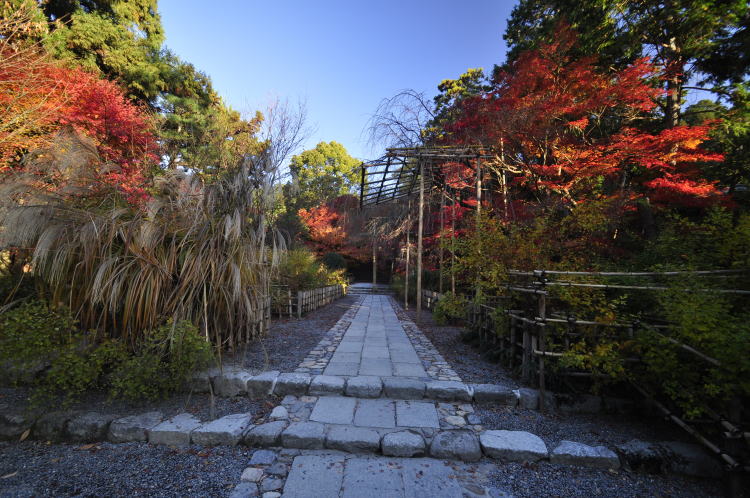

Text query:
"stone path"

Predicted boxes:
[[240, 289, 508, 497], [323, 294, 427, 378], [280, 454, 494, 498]]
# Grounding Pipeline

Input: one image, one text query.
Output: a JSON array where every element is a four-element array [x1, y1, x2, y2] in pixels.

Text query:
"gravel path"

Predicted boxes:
[[0, 441, 253, 497], [486, 461, 722, 498], [398, 304, 517, 386], [229, 295, 359, 372]]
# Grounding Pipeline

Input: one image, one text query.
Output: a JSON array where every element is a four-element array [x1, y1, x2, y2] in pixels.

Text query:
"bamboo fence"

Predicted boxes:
[[421, 269, 749, 480], [272, 284, 347, 318]]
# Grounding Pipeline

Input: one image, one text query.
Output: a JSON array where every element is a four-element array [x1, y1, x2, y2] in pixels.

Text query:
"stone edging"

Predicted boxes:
[[192, 368, 538, 406], [0, 406, 720, 479], [292, 296, 364, 375], [388, 296, 462, 381]]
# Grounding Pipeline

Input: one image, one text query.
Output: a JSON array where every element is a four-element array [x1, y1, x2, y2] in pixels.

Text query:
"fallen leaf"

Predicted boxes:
[[1, 471, 18, 479], [77, 443, 96, 450], [18, 429, 30, 442]]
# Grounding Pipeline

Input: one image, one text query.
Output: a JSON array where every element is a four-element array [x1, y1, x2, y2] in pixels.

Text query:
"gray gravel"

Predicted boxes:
[[229, 295, 358, 372], [397, 304, 517, 386], [485, 460, 722, 498], [0, 388, 271, 424], [476, 405, 691, 450], [0, 441, 252, 497]]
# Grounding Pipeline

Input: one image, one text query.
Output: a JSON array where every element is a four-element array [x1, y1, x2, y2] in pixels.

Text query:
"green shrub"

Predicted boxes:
[[322, 252, 347, 270], [0, 302, 213, 404], [0, 300, 76, 380], [276, 248, 348, 292], [433, 294, 468, 325], [109, 320, 213, 401]]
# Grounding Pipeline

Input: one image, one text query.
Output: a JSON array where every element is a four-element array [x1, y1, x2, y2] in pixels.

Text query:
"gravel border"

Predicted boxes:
[[476, 405, 692, 450], [0, 441, 254, 497], [0, 388, 271, 424], [486, 460, 722, 498], [397, 302, 517, 386], [229, 294, 359, 373]]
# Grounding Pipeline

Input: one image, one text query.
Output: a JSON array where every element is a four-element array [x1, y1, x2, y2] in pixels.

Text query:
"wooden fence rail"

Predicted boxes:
[[272, 284, 347, 318], [418, 268, 749, 480]]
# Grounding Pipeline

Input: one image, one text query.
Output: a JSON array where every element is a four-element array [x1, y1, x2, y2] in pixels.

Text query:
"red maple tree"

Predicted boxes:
[[1, 46, 158, 202], [445, 24, 723, 209]]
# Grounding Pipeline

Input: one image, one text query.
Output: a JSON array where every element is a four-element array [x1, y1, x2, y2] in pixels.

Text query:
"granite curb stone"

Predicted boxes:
[[192, 413, 252, 446], [281, 421, 327, 449], [108, 411, 163, 443], [325, 425, 381, 453], [148, 413, 201, 446], [247, 371, 280, 398], [308, 375, 345, 396], [429, 430, 482, 462], [480, 429, 548, 462], [66, 412, 117, 442], [273, 373, 312, 396], [381, 430, 426, 457], [345, 376, 382, 398], [243, 421, 288, 447], [550, 440, 621, 470]]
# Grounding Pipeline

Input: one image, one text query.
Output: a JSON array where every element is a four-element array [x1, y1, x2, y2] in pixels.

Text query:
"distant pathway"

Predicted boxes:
[[323, 294, 427, 378]]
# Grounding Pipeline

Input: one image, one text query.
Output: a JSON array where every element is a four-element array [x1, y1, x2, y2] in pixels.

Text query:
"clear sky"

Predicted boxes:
[[158, 0, 517, 161]]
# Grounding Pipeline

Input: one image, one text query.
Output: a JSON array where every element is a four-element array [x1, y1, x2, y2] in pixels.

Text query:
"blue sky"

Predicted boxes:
[[159, 0, 516, 161]]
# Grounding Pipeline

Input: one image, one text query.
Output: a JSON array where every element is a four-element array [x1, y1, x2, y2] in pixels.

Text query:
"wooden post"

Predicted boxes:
[[439, 192, 445, 294], [500, 138, 509, 219], [297, 290, 303, 319], [538, 290, 547, 412], [405, 220, 410, 310], [450, 191, 456, 296], [522, 320, 531, 383], [372, 243, 377, 285], [359, 162, 365, 209], [416, 160, 424, 318], [475, 156, 482, 299]]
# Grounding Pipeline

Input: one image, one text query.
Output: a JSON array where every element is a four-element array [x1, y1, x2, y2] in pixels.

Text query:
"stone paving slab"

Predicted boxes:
[[281, 455, 346, 498], [309, 396, 356, 425], [281, 456, 490, 498], [395, 401, 440, 429], [353, 399, 395, 428]]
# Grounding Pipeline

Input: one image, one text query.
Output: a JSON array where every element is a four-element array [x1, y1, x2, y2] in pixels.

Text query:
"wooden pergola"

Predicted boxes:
[[359, 145, 500, 316]]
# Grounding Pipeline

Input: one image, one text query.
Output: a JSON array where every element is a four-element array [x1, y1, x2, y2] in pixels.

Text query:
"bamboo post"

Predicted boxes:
[[538, 288, 547, 412], [404, 205, 411, 310], [372, 243, 377, 285], [475, 159, 484, 300], [439, 192, 445, 294], [297, 290, 302, 319], [416, 160, 425, 318], [451, 192, 456, 296], [522, 320, 531, 383], [500, 138, 508, 219]]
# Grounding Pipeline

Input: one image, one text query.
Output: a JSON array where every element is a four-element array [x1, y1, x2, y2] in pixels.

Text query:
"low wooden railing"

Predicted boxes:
[[419, 269, 749, 480], [272, 284, 347, 318]]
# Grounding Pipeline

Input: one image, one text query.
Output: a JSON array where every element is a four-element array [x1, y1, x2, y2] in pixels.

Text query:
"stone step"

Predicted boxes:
[[192, 369, 532, 407], [3, 406, 719, 478]]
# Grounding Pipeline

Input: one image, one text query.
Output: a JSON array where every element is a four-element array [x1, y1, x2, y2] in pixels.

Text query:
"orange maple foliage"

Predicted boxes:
[[1, 45, 158, 202], [445, 24, 723, 208]]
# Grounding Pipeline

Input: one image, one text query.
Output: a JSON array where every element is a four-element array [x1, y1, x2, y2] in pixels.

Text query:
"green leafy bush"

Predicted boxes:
[[0, 301, 213, 404], [0, 300, 76, 380], [322, 252, 347, 270], [276, 248, 347, 292], [433, 294, 468, 325], [110, 320, 213, 401]]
